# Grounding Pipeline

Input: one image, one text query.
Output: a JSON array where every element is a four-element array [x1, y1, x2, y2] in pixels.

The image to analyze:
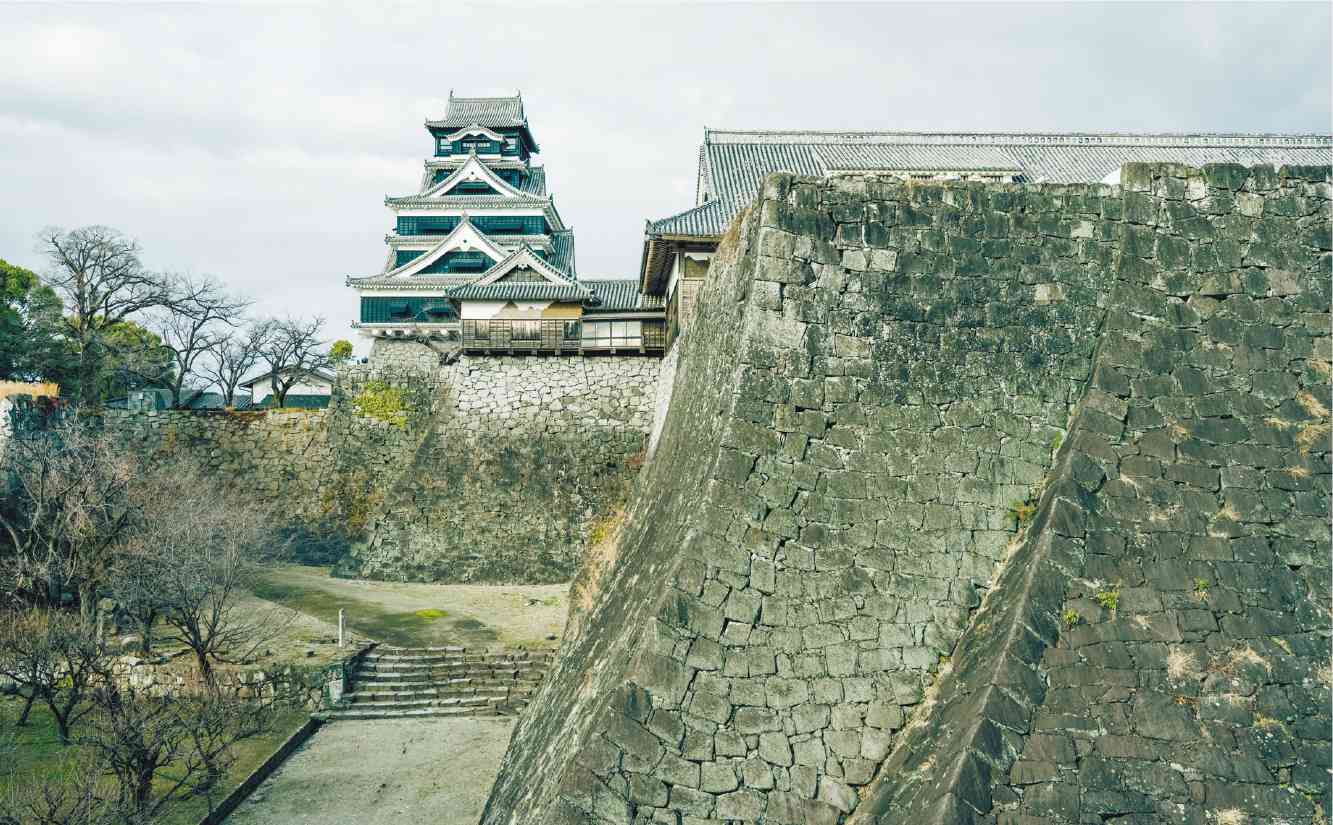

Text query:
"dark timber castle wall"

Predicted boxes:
[[481, 164, 1331, 824]]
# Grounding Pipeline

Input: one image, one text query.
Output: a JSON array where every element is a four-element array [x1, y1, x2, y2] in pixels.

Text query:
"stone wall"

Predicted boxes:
[[102, 347, 658, 584], [481, 164, 1331, 824], [341, 347, 659, 583]]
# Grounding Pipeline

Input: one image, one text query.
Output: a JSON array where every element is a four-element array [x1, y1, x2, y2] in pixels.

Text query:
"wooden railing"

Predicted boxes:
[[460, 319, 666, 353]]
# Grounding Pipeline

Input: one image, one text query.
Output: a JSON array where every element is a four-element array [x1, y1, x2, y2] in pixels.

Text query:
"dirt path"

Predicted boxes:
[[251, 564, 567, 650], [225, 718, 514, 825]]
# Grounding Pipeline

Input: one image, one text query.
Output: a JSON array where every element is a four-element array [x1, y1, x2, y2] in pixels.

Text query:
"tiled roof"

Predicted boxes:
[[646, 199, 730, 236], [520, 166, 547, 196], [815, 143, 1022, 172], [429, 94, 526, 129], [582, 279, 666, 312], [647, 130, 1333, 238], [385, 193, 550, 208], [549, 230, 576, 278], [444, 281, 591, 302]]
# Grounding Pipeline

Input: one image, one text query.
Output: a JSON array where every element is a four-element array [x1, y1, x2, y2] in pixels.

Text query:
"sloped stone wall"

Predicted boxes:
[[481, 163, 1331, 824], [853, 162, 1331, 825]]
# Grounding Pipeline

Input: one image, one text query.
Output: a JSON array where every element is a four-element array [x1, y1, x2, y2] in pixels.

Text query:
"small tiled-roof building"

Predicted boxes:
[[348, 93, 666, 355], [641, 129, 1333, 344]]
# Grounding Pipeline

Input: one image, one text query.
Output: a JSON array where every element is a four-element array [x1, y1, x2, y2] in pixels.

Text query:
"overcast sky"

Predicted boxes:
[[1, 2, 1328, 350]]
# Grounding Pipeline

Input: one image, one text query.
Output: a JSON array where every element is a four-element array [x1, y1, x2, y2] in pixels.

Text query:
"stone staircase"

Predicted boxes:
[[328, 646, 552, 721]]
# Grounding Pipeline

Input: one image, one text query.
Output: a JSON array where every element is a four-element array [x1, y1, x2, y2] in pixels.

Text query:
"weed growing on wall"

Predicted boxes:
[[352, 381, 408, 427]]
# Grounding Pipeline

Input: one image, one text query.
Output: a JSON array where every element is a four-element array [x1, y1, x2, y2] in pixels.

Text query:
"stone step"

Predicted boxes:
[[352, 670, 542, 684], [327, 706, 514, 721], [348, 688, 524, 703], [351, 671, 542, 686], [349, 679, 542, 692], [356, 659, 545, 670], [350, 678, 542, 694], [346, 694, 511, 710]]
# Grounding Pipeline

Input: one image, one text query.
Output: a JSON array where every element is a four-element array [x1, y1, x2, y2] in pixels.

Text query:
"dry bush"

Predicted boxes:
[[565, 508, 626, 643]]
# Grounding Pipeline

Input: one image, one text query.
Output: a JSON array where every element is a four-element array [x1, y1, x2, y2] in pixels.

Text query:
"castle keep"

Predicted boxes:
[[349, 93, 665, 356]]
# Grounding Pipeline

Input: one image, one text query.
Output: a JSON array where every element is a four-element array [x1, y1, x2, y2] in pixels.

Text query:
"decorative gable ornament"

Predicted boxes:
[[474, 244, 577, 287], [422, 154, 531, 200], [383, 215, 507, 278]]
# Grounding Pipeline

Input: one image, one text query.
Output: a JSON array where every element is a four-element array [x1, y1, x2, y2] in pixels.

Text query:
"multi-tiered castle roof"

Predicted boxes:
[[350, 94, 665, 352]]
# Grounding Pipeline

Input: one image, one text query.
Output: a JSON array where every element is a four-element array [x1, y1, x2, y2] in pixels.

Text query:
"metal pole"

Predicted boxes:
[[338, 609, 345, 648]]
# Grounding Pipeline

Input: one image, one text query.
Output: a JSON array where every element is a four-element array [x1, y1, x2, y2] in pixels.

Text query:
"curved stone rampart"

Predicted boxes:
[[482, 163, 1331, 823]]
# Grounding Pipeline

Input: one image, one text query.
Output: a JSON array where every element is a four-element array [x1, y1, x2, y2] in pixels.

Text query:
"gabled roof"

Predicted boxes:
[[421, 153, 529, 199], [416, 164, 547, 197], [351, 216, 507, 283], [439, 124, 507, 143], [425, 93, 539, 152], [473, 243, 577, 287], [240, 367, 336, 390]]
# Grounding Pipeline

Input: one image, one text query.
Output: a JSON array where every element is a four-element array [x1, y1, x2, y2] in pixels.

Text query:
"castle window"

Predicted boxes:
[[512, 320, 541, 342]]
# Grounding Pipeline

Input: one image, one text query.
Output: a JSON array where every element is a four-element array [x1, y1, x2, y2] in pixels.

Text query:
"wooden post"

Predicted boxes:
[[338, 609, 345, 648]]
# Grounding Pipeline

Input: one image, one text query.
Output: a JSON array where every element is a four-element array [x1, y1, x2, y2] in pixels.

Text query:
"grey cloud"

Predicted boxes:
[[0, 2, 1326, 349]]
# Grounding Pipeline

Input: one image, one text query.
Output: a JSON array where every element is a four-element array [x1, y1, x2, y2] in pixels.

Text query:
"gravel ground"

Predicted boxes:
[[225, 717, 515, 825]]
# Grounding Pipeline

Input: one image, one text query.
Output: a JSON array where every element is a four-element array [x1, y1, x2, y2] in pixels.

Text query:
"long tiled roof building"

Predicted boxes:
[[349, 93, 664, 354], [641, 130, 1332, 343]]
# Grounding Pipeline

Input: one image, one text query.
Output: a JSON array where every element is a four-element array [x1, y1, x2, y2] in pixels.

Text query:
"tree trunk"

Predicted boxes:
[[16, 689, 36, 725], [48, 698, 71, 744], [139, 610, 155, 655], [195, 648, 213, 684], [134, 765, 156, 809], [79, 580, 97, 629]]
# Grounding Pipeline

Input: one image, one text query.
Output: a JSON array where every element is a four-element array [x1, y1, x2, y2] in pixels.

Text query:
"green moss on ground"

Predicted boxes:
[[251, 577, 497, 648]]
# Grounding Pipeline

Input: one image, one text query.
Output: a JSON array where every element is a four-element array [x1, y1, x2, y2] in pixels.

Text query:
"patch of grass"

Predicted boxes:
[[351, 381, 407, 427], [1062, 608, 1081, 630], [413, 608, 448, 620], [1193, 578, 1210, 599], [0, 698, 307, 825], [250, 579, 479, 647], [1007, 499, 1037, 529], [1094, 583, 1121, 612]]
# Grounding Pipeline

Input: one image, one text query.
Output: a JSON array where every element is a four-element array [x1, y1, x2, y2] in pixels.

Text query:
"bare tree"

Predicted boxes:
[[38, 227, 172, 407], [201, 323, 264, 407], [119, 460, 292, 681], [0, 610, 108, 743], [79, 681, 274, 821], [0, 748, 131, 825], [254, 316, 329, 407], [146, 275, 250, 408], [0, 415, 136, 619]]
